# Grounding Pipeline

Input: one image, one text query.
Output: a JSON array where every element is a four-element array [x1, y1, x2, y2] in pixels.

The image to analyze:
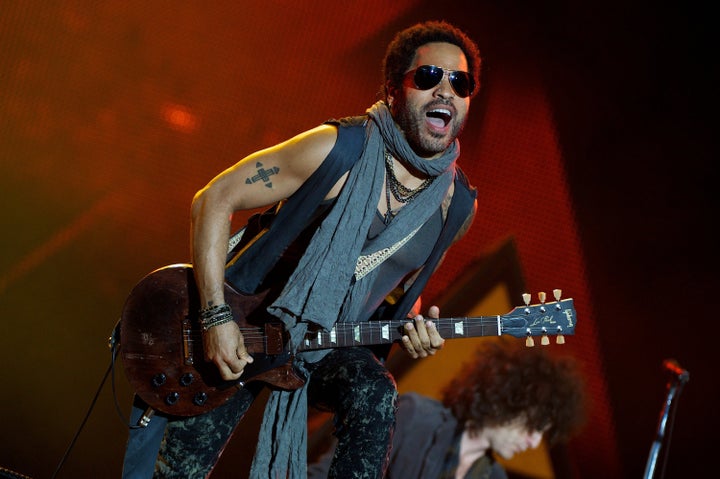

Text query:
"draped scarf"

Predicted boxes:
[[249, 101, 459, 478]]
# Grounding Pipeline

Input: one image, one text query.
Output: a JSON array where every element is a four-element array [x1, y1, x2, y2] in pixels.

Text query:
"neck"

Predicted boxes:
[[455, 429, 490, 479]]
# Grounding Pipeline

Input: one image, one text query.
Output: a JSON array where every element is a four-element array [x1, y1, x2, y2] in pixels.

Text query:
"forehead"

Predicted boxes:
[[410, 42, 468, 71]]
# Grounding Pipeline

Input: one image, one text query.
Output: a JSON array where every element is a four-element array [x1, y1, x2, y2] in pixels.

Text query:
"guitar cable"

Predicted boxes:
[[50, 354, 112, 479], [108, 320, 146, 429], [49, 320, 143, 479]]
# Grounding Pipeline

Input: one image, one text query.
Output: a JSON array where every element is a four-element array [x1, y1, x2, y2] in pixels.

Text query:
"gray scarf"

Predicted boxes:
[[250, 101, 459, 478]]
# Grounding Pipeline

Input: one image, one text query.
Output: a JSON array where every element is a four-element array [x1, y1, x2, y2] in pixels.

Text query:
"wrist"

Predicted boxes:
[[199, 303, 234, 331]]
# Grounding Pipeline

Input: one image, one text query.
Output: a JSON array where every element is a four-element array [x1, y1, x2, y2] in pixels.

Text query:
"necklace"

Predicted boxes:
[[383, 151, 434, 223]]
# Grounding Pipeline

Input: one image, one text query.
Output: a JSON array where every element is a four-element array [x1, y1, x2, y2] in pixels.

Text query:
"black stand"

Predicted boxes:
[[642, 359, 689, 479]]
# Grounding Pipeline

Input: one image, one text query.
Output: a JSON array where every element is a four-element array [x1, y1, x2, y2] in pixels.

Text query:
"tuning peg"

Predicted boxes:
[[556, 326, 565, 344], [537, 292, 547, 312], [541, 328, 550, 345], [553, 289, 562, 301], [525, 328, 535, 347], [522, 293, 532, 314]]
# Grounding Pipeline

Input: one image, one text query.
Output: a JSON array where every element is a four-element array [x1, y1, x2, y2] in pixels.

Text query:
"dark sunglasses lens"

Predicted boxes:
[[449, 72, 473, 98], [413, 66, 473, 97], [413, 66, 443, 90]]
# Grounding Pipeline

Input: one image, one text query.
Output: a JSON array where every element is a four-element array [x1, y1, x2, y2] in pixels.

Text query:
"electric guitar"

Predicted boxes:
[[119, 264, 577, 417]]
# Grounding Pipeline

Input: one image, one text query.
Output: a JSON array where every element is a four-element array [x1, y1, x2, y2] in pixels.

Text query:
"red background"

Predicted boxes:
[[1, 1, 715, 478]]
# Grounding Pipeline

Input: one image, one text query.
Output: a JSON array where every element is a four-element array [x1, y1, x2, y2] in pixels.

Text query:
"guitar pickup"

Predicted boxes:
[[264, 322, 285, 354]]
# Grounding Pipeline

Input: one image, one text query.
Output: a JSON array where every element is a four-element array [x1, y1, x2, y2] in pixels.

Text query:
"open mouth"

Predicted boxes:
[[426, 108, 452, 128]]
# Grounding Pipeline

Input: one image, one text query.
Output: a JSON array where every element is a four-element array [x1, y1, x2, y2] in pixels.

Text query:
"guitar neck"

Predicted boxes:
[[297, 316, 503, 352], [296, 298, 576, 351]]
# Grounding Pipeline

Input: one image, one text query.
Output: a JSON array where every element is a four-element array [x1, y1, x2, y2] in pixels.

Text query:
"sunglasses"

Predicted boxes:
[[407, 65, 475, 98]]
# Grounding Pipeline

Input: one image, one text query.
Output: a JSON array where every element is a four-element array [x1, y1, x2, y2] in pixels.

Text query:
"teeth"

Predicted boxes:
[[430, 108, 451, 116]]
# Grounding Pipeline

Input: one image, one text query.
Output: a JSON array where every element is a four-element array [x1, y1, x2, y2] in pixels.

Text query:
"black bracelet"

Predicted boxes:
[[199, 303, 231, 319], [200, 311, 234, 331], [199, 304, 234, 331]]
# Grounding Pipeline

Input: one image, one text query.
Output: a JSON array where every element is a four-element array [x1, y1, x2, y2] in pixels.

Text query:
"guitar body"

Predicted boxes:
[[119, 264, 304, 417]]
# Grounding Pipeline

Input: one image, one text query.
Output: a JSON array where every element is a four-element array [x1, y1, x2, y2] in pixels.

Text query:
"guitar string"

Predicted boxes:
[[186, 316, 559, 338], [187, 319, 506, 334], [186, 302, 570, 341], [184, 318, 511, 346]]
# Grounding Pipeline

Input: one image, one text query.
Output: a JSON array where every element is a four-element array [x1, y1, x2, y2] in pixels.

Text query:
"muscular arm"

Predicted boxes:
[[190, 124, 339, 380]]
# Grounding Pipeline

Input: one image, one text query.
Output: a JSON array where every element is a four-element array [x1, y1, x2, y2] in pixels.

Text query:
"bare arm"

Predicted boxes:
[[190, 124, 339, 380]]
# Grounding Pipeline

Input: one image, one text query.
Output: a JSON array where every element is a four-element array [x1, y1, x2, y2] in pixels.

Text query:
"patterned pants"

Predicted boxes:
[[121, 347, 398, 479]]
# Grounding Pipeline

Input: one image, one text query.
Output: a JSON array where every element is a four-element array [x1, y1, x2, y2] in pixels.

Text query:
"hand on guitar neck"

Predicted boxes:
[[401, 305, 445, 359]]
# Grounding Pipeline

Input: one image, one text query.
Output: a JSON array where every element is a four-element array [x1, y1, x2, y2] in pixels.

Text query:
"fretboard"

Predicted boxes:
[[298, 316, 508, 351]]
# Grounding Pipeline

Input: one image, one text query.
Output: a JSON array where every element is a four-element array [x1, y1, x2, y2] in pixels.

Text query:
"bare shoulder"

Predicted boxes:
[[202, 123, 340, 211], [268, 123, 338, 175], [234, 123, 338, 200]]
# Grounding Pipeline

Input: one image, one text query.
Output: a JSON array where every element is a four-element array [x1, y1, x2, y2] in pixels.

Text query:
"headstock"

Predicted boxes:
[[503, 289, 576, 346]]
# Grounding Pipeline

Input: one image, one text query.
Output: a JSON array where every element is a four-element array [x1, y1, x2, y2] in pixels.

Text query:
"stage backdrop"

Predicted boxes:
[[2, 1, 715, 478]]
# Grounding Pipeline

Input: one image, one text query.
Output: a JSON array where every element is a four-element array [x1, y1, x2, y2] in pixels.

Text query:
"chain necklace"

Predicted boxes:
[[383, 151, 434, 223]]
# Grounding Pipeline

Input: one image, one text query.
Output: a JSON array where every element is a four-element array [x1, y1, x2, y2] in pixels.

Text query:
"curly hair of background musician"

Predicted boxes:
[[443, 339, 586, 446]]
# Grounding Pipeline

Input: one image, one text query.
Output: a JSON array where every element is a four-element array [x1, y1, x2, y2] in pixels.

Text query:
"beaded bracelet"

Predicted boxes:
[[199, 303, 231, 319], [199, 303, 234, 331]]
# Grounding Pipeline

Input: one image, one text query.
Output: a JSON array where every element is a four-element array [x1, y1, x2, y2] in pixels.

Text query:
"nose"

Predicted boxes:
[[433, 73, 454, 99], [527, 430, 543, 449]]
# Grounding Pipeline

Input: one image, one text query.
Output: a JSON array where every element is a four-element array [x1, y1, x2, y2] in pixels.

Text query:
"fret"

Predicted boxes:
[[453, 319, 465, 336], [381, 323, 390, 341]]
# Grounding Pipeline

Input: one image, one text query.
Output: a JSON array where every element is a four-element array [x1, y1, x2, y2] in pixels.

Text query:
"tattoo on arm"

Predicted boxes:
[[245, 162, 280, 188]]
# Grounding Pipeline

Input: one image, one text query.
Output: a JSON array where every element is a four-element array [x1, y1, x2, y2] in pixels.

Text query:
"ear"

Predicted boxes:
[[465, 420, 480, 438], [385, 81, 396, 108], [387, 96, 394, 109]]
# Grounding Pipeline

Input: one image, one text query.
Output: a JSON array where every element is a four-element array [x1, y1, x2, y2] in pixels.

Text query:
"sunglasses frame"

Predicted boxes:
[[407, 65, 475, 98]]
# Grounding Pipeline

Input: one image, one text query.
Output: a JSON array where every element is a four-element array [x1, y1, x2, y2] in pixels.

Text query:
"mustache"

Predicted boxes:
[[425, 98, 455, 110]]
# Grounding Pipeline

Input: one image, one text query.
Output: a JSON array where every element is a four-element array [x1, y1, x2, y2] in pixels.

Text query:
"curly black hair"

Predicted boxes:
[[382, 20, 482, 100], [442, 339, 586, 445]]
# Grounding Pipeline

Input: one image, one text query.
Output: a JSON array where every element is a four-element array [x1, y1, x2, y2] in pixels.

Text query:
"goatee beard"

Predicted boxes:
[[394, 102, 463, 157]]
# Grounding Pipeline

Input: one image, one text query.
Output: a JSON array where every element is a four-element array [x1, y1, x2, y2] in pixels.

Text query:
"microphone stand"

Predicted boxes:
[[642, 359, 689, 479]]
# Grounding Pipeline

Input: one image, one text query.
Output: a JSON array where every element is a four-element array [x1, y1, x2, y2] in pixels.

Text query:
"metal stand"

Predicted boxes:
[[642, 359, 689, 479]]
